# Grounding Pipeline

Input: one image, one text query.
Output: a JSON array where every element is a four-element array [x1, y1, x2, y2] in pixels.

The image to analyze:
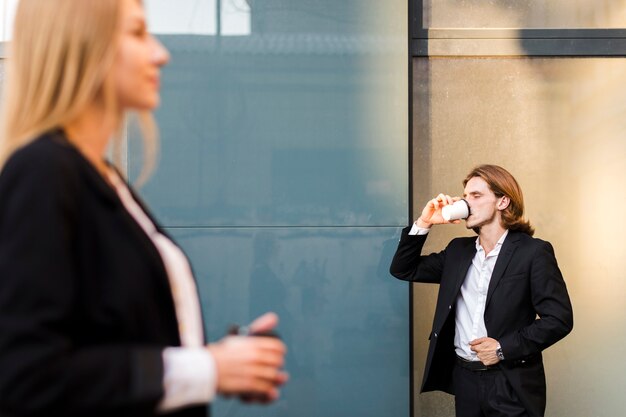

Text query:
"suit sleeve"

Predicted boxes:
[[0, 150, 165, 416], [389, 226, 446, 284], [499, 241, 574, 359]]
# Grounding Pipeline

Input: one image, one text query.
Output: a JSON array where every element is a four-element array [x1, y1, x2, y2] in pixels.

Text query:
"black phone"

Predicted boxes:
[[227, 324, 280, 339]]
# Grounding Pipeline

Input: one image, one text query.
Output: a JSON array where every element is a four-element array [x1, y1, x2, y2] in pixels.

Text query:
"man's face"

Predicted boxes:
[[463, 176, 502, 231]]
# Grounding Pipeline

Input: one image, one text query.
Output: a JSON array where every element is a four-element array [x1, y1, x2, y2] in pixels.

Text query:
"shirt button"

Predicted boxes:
[[448, 305, 452, 310], [434, 332, 438, 338]]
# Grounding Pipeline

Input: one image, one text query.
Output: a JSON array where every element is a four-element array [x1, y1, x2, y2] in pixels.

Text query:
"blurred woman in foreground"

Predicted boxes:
[[0, 1, 287, 416]]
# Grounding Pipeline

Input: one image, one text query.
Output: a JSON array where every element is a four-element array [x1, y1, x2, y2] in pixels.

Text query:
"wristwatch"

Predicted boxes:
[[496, 343, 505, 361]]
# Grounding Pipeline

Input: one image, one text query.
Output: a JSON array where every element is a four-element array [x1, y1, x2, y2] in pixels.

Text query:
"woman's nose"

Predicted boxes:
[[151, 35, 170, 67]]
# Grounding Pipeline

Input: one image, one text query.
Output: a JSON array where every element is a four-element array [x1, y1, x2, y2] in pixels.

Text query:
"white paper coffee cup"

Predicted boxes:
[[441, 199, 469, 221]]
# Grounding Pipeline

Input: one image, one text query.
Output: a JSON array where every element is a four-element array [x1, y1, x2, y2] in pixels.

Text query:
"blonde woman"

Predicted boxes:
[[0, 1, 287, 416]]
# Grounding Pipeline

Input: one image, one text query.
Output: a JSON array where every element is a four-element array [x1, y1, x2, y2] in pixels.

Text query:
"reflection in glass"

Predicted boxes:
[[0, 0, 19, 41], [422, 0, 626, 29], [129, 1, 409, 417], [413, 56, 626, 417], [146, 0, 217, 35], [134, 0, 407, 227], [221, 0, 250, 36], [170, 227, 409, 417]]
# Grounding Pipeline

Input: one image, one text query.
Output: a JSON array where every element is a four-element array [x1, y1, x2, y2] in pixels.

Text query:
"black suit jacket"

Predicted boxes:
[[390, 226, 573, 417], [0, 131, 206, 417]]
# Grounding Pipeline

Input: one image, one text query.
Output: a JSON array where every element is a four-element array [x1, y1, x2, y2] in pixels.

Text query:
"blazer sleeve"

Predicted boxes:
[[389, 226, 446, 284], [499, 240, 574, 359], [0, 148, 165, 416]]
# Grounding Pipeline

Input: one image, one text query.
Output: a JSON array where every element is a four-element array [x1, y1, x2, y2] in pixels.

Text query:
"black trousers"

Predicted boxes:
[[453, 364, 529, 417]]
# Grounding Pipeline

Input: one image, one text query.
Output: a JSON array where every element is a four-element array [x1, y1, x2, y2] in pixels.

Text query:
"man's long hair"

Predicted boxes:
[[463, 165, 535, 236]]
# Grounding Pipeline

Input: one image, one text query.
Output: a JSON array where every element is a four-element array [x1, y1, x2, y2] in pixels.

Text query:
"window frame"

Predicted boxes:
[[412, 3, 626, 57]]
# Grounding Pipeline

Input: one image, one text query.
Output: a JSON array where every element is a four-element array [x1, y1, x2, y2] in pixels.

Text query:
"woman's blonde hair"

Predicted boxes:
[[0, 0, 157, 182]]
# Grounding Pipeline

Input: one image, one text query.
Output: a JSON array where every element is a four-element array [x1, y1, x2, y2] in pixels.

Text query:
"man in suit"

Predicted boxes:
[[390, 165, 573, 417]]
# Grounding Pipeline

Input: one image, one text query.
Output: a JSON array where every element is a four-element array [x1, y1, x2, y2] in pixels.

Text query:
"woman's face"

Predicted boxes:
[[114, 0, 169, 111]]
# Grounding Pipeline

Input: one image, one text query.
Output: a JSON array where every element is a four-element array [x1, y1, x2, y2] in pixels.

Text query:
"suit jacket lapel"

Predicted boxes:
[[485, 232, 520, 308], [452, 239, 477, 299]]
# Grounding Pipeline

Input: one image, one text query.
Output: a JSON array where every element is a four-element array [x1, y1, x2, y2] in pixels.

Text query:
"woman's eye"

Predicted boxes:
[[130, 25, 147, 37]]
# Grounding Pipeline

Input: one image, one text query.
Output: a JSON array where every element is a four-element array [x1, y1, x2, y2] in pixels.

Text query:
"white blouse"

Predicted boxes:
[[107, 170, 216, 411]]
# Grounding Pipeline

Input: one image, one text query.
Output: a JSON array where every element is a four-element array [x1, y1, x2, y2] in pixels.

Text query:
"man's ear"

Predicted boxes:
[[498, 196, 510, 211]]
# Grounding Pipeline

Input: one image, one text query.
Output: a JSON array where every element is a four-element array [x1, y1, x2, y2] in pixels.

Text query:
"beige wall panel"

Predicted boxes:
[[422, 0, 626, 29], [412, 56, 626, 417]]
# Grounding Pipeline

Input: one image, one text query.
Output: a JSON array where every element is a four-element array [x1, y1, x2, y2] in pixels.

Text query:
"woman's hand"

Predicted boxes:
[[207, 313, 288, 403]]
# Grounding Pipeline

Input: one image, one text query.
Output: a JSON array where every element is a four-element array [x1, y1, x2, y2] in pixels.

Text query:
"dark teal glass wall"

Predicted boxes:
[[130, 1, 408, 415]]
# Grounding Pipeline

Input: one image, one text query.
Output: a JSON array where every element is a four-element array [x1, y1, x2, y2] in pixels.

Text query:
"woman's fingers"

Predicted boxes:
[[248, 312, 279, 335], [208, 335, 288, 400]]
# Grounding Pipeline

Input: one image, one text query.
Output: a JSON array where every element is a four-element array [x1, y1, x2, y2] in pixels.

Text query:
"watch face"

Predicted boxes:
[[496, 349, 505, 360]]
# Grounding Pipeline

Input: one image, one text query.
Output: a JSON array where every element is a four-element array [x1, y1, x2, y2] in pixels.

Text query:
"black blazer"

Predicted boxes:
[[0, 131, 206, 417], [390, 227, 573, 417]]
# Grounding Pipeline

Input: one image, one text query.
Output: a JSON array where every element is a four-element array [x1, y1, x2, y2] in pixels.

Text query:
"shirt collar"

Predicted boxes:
[[475, 229, 509, 254]]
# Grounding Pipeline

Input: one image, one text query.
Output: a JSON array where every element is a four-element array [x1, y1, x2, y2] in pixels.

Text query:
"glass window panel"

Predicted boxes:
[[146, 0, 217, 35], [132, 0, 407, 227], [129, 1, 409, 416], [412, 56, 626, 417], [221, 0, 250, 36], [0, 0, 19, 41], [169, 227, 409, 417], [422, 0, 626, 29]]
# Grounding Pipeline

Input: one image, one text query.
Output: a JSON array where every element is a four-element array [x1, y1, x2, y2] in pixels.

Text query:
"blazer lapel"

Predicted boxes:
[[452, 239, 477, 298], [485, 232, 520, 308]]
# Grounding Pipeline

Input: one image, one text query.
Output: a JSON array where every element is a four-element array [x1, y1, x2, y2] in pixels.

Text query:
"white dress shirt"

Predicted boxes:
[[107, 170, 217, 412], [409, 222, 508, 361]]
